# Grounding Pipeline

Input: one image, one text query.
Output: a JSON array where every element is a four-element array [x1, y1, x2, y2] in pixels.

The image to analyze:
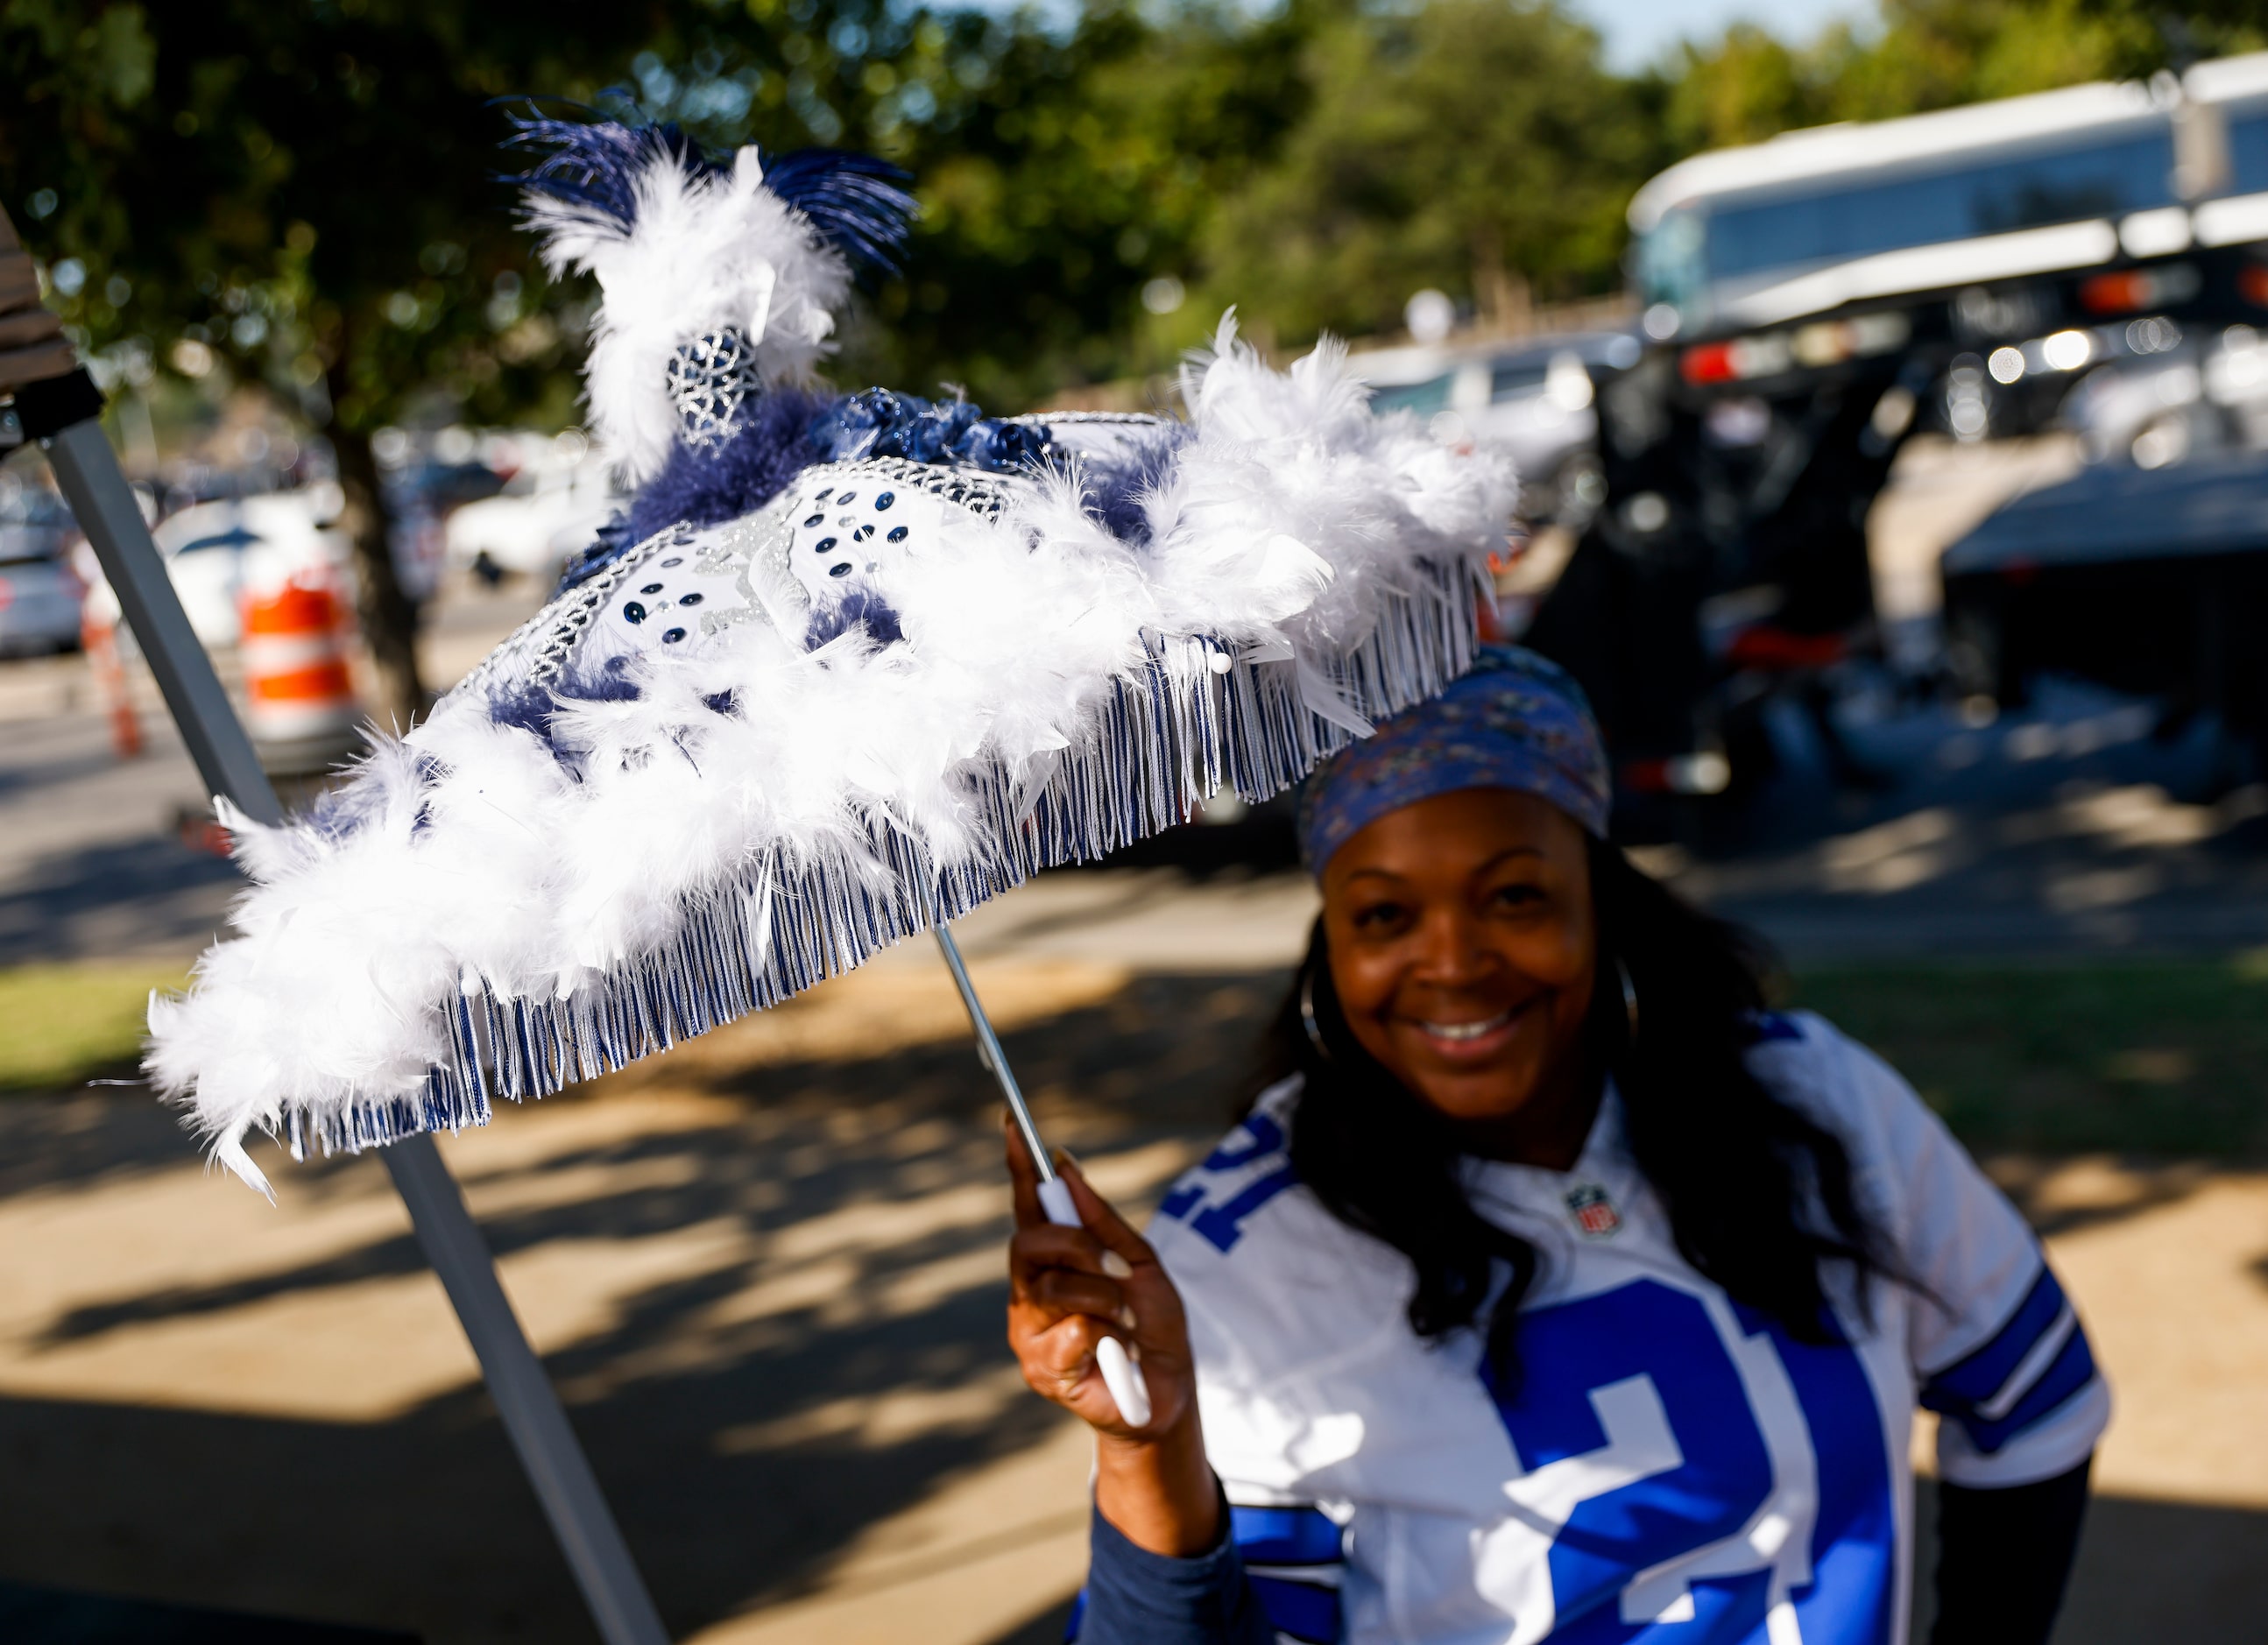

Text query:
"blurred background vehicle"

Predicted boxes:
[[0, 471, 82, 656], [0, 540, 82, 658], [1941, 453, 2268, 792], [371, 425, 510, 606], [2055, 317, 2268, 466], [442, 431, 624, 586], [1527, 51, 2268, 836], [1361, 329, 1638, 531]]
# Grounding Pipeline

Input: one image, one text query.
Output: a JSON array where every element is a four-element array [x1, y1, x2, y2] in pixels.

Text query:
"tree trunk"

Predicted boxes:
[[1473, 228, 1531, 339], [325, 395, 426, 734]]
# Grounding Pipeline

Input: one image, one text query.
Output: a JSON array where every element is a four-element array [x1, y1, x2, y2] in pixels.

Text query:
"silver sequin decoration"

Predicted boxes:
[[666, 328, 763, 449]]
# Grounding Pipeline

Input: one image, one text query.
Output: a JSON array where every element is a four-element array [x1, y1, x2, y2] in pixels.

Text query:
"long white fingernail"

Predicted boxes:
[[1101, 1251, 1134, 1280], [1118, 1305, 1138, 1331]]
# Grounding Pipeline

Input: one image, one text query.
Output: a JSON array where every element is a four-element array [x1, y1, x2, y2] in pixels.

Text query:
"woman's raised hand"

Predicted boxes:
[[1006, 1119, 1198, 1437], [1005, 1118, 1222, 1555]]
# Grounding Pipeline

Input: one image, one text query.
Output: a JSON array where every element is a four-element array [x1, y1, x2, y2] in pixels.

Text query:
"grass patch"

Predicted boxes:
[[1789, 955, 2268, 1159], [0, 963, 189, 1096]]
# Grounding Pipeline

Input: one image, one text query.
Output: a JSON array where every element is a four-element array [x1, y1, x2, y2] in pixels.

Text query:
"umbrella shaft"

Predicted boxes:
[[930, 925, 1056, 1183]]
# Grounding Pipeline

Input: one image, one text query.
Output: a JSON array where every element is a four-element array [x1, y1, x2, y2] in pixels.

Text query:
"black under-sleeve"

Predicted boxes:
[[1074, 1496, 1274, 1645], [1929, 1455, 2092, 1645]]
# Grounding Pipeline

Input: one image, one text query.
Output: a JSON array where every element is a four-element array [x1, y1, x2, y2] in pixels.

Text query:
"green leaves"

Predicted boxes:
[[1196, 0, 1646, 346], [5, 0, 2262, 428]]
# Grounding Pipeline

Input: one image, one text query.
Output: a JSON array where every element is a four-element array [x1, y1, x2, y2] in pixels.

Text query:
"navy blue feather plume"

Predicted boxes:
[[760, 149, 918, 276], [503, 108, 914, 275], [504, 109, 720, 231]]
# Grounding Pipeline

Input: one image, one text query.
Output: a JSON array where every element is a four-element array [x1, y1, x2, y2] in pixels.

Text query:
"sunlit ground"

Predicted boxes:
[[1, 939, 2264, 1643]]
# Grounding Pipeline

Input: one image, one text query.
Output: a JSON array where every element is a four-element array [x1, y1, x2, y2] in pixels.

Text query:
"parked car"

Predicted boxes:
[[444, 449, 624, 584], [0, 479, 83, 655], [0, 547, 83, 656], [84, 491, 352, 650], [0, 476, 75, 561], [2051, 320, 2268, 472], [1941, 452, 2268, 780]]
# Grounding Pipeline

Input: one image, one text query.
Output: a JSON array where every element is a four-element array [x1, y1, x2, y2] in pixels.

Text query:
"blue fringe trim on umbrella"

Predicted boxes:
[[282, 561, 1480, 1161]]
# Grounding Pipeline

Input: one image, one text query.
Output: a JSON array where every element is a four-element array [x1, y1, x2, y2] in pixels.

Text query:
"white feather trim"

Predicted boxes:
[[147, 325, 1518, 1184], [529, 144, 851, 484]]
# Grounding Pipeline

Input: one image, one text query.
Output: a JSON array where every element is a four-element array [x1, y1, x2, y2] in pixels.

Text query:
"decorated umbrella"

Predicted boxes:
[[147, 111, 1512, 1495]]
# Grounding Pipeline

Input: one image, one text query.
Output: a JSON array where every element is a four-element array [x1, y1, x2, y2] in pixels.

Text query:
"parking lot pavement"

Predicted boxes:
[[1659, 682, 2268, 960], [0, 571, 547, 966], [0, 958, 1255, 1644], [1, 957, 2263, 1644], [0, 704, 235, 964]]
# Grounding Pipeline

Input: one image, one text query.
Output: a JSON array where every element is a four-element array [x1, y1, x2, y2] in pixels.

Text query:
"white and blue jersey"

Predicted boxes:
[[1138, 1012, 2108, 1645]]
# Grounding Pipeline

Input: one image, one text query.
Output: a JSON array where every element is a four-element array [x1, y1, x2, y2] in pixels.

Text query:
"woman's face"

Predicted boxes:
[[1319, 787, 1597, 1140]]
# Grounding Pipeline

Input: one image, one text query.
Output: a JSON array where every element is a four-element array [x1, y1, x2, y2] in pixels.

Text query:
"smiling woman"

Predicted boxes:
[[1005, 646, 2108, 1645], [1316, 788, 1600, 1167]]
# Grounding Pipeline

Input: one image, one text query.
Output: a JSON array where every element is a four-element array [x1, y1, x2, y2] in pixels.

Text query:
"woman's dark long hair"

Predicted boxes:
[[1254, 836, 1894, 1383]]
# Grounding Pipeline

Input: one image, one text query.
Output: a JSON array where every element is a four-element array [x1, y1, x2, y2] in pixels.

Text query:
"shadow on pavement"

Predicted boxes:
[[1655, 683, 2268, 961], [0, 834, 238, 965], [0, 1579, 421, 1643], [985, 1598, 1078, 1645], [0, 975, 1280, 1645], [4, 963, 2262, 1643]]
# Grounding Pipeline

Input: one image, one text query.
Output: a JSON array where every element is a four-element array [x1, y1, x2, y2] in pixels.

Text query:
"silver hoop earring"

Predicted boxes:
[[1616, 957, 1639, 1042], [1299, 964, 1333, 1062]]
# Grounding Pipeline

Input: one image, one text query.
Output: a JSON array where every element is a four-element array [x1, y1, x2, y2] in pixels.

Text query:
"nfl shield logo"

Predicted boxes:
[[1566, 1183, 1621, 1239]]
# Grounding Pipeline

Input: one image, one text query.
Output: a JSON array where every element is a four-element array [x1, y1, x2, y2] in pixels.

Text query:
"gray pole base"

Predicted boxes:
[[385, 1136, 671, 1645]]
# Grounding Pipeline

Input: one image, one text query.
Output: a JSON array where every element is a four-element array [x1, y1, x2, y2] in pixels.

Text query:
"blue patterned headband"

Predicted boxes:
[[1297, 645, 1610, 872]]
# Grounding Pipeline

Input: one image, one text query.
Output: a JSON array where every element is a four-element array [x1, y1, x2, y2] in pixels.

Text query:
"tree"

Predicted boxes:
[[1662, 24, 1839, 155], [862, 0, 1327, 403], [1, 0, 1330, 729], [1192, 0, 1651, 348], [1667, 0, 2265, 159], [632, 0, 1333, 405], [0, 1, 710, 725]]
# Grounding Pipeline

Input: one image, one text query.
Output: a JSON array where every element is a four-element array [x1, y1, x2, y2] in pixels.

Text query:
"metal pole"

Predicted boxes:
[[27, 381, 670, 1645], [931, 922, 1153, 1426], [930, 924, 1055, 1185], [41, 421, 279, 822], [384, 1139, 670, 1645]]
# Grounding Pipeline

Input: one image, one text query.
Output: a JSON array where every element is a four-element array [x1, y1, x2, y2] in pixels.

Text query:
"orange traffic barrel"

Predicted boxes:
[[240, 575, 363, 774], [81, 605, 143, 759]]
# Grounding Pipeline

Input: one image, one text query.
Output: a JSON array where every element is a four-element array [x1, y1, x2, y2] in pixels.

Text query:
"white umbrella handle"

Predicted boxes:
[[934, 926, 1154, 1430], [1037, 1177, 1153, 1428]]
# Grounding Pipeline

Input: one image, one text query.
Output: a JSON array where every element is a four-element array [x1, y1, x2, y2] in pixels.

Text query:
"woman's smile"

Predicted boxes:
[[1419, 1009, 1511, 1042], [1402, 999, 1530, 1060]]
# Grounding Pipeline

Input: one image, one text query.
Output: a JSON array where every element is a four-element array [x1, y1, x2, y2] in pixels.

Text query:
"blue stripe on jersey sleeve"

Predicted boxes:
[[1234, 1505, 1343, 1641], [1247, 1575, 1340, 1644], [1920, 1267, 2066, 1411], [1956, 1327, 2099, 1455], [1230, 1504, 1345, 1567], [1746, 1010, 1806, 1043]]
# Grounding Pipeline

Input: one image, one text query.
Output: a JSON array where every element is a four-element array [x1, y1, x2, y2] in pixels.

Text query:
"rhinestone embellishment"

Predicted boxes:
[[665, 328, 763, 450]]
